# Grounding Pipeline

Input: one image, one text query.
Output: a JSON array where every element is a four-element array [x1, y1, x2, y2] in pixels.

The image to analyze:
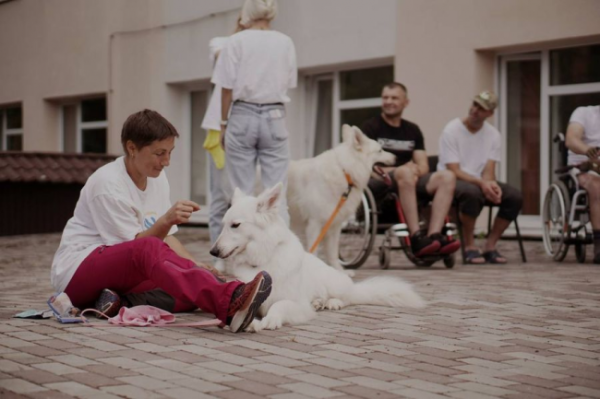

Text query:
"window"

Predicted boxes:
[[550, 44, 600, 86], [309, 64, 393, 157], [1, 104, 23, 151], [61, 97, 107, 154]]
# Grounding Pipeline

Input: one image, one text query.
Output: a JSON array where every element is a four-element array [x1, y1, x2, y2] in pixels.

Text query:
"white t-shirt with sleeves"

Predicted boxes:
[[568, 105, 600, 165], [437, 118, 502, 179], [51, 157, 177, 292], [211, 29, 297, 104], [201, 37, 228, 132]]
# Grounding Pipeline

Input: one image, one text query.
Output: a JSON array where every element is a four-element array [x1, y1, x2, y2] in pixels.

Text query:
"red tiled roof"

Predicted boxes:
[[0, 152, 117, 184]]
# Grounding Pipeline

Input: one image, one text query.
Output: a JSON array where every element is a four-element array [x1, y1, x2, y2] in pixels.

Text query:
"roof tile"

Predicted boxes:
[[0, 152, 117, 184]]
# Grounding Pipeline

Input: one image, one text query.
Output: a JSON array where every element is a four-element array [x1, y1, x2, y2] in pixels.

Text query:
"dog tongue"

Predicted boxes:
[[373, 164, 392, 186]]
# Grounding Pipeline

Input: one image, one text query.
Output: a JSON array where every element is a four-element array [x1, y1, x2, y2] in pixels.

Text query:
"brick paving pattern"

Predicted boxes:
[[1, 228, 599, 398]]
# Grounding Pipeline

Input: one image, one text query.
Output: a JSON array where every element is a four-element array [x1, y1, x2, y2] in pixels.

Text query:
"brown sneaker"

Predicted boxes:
[[227, 271, 272, 333]]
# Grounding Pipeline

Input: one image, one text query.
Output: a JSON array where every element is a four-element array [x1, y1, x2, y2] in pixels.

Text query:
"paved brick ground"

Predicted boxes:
[[1, 228, 599, 398]]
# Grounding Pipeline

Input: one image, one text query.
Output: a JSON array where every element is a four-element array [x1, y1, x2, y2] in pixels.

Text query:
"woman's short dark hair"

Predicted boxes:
[[121, 109, 179, 152]]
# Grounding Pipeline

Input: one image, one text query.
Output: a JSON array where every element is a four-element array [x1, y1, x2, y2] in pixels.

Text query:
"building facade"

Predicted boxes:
[[1, 0, 599, 233]]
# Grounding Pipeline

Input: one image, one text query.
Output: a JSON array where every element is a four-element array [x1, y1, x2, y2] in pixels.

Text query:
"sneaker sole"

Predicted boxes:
[[439, 240, 461, 255], [414, 241, 441, 257], [230, 272, 272, 333]]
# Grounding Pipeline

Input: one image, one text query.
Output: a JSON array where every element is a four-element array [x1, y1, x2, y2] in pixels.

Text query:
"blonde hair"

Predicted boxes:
[[240, 0, 278, 27]]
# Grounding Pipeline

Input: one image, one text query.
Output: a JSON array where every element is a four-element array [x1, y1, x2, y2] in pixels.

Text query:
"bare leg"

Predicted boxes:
[[425, 171, 456, 235], [460, 212, 485, 264], [395, 166, 420, 234], [578, 173, 600, 229], [484, 217, 511, 262]]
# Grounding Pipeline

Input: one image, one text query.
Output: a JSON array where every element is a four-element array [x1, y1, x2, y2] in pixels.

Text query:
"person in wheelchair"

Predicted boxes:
[[565, 104, 600, 264], [438, 91, 523, 264], [362, 82, 461, 258]]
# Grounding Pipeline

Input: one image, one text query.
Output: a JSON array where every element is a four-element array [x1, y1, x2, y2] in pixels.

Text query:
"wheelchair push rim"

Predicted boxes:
[[542, 182, 570, 261], [339, 187, 377, 269]]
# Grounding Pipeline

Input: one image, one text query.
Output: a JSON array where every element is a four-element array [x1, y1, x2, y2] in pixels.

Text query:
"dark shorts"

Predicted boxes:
[[454, 180, 523, 221]]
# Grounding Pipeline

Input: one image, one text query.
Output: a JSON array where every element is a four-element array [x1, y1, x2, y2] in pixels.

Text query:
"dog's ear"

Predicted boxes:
[[341, 124, 354, 143], [351, 126, 366, 151], [231, 187, 246, 204], [257, 182, 283, 213]]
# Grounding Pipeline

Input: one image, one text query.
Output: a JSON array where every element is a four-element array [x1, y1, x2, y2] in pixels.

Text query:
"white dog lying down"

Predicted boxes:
[[210, 183, 425, 332], [288, 125, 395, 272]]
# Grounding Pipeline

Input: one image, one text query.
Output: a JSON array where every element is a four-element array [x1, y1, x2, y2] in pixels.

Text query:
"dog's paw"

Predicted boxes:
[[259, 315, 283, 330], [245, 319, 261, 333], [325, 298, 344, 310], [311, 298, 325, 311]]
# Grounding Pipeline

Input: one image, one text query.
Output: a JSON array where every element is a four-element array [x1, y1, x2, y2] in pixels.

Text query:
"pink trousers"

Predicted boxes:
[[64, 237, 242, 323]]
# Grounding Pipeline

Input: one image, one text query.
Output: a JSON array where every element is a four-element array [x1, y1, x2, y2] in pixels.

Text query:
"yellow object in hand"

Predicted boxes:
[[203, 129, 225, 169]]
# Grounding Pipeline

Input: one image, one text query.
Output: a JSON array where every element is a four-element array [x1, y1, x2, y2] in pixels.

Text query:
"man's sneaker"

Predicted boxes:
[[411, 230, 441, 257], [95, 289, 121, 319], [430, 233, 461, 255], [227, 271, 272, 333]]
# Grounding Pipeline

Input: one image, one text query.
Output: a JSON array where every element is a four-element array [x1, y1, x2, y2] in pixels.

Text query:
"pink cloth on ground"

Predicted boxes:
[[108, 305, 175, 326]]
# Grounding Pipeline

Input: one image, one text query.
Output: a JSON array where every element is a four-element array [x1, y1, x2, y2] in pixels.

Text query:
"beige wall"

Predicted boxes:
[[396, 0, 600, 154]]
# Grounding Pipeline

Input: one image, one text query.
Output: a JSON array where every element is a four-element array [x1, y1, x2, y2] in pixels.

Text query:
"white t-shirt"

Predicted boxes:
[[51, 157, 177, 292], [568, 105, 600, 165], [437, 118, 502, 178], [211, 30, 297, 104], [201, 37, 228, 132]]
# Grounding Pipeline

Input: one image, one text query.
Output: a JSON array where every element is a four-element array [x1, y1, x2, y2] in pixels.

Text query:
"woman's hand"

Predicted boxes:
[[163, 200, 200, 226]]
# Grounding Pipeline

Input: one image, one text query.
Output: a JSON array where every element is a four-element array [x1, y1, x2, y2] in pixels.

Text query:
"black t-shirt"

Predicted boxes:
[[361, 115, 425, 167]]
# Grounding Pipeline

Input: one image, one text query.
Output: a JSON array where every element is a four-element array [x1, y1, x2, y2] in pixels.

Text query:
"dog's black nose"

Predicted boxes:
[[209, 247, 220, 257]]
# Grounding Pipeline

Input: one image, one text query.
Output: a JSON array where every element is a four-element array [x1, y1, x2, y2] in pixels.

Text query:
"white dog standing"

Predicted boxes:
[[210, 183, 425, 332], [287, 125, 396, 272]]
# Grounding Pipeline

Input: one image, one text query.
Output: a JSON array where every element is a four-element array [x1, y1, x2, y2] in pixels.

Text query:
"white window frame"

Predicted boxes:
[[1, 106, 23, 151], [60, 97, 108, 153], [497, 44, 600, 236], [306, 60, 393, 157]]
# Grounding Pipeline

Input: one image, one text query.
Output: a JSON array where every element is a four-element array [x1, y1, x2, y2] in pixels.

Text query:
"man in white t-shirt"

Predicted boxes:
[[565, 105, 600, 264], [438, 91, 523, 264]]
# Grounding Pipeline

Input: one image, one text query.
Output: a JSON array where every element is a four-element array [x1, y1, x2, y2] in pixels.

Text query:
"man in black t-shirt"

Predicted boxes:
[[362, 82, 460, 257]]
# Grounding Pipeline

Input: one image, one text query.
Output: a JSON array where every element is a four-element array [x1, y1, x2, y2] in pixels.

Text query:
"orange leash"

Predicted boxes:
[[309, 172, 354, 253]]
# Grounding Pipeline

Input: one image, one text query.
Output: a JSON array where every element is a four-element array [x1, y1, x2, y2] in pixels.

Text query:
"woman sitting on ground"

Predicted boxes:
[[50, 109, 272, 333]]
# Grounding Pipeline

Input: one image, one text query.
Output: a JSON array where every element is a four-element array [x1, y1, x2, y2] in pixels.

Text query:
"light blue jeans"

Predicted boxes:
[[208, 159, 232, 244], [225, 101, 290, 225]]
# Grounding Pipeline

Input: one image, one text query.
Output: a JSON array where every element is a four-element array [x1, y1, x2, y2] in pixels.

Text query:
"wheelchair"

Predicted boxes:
[[338, 165, 458, 270], [542, 134, 593, 262]]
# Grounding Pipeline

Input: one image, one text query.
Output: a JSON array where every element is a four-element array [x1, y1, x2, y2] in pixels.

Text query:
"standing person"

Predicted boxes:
[[212, 0, 297, 225], [565, 104, 600, 264], [363, 82, 460, 257], [201, 19, 244, 247], [51, 109, 272, 333], [438, 91, 523, 264]]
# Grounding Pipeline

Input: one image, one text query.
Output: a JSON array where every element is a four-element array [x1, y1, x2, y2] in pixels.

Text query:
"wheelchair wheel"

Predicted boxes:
[[575, 243, 586, 263], [379, 246, 391, 269], [542, 181, 571, 261], [339, 187, 377, 269], [443, 253, 456, 268]]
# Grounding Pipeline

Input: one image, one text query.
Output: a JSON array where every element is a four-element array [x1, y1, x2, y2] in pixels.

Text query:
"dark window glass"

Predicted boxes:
[[340, 66, 394, 100], [550, 44, 600, 86], [82, 128, 107, 153], [340, 107, 381, 137], [314, 79, 333, 156], [81, 98, 107, 122], [7, 134, 23, 151], [6, 106, 22, 129]]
